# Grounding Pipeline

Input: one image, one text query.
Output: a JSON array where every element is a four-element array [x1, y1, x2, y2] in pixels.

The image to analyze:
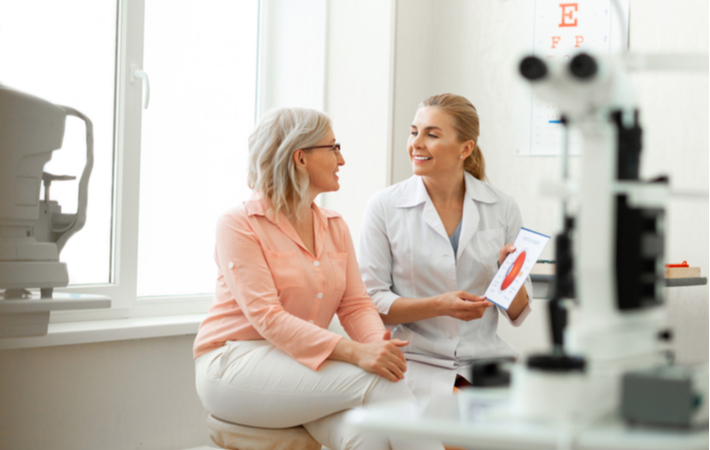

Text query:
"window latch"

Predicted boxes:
[[130, 64, 150, 109]]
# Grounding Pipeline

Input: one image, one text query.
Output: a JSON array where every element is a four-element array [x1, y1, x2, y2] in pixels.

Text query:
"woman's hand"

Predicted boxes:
[[499, 243, 517, 266], [498, 243, 530, 320], [331, 330, 409, 382], [354, 330, 409, 382], [435, 290, 494, 321]]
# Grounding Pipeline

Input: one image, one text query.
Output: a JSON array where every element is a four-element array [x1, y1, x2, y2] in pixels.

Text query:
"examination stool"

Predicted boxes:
[[206, 414, 322, 450]]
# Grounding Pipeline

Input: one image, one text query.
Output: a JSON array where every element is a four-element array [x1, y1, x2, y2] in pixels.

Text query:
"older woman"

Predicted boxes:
[[359, 94, 533, 400], [193, 108, 442, 450]]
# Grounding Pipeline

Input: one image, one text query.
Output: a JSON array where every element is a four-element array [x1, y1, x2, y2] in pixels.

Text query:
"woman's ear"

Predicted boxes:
[[293, 149, 306, 168], [461, 141, 475, 159]]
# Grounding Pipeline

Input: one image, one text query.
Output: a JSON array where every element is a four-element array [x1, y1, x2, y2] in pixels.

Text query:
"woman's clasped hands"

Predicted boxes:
[[355, 330, 409, 383], [332, 330, 409, 383]]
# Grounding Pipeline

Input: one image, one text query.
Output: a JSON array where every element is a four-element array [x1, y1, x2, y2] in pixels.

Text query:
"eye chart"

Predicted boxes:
[[516, 0, 630, 156]]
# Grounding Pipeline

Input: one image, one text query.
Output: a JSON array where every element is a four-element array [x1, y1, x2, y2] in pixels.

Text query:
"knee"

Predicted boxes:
[[364, 375, 416, 408], [340, 431, 390, 450]]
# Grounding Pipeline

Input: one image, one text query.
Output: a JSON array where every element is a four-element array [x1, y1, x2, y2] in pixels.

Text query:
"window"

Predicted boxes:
[[136, 0, 258, 297], [0, 0, 117, 285], [2, 0, 331, 323], [2, 0, 261, 320]]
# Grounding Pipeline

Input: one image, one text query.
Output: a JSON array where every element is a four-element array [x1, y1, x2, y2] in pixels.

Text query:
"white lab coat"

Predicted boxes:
[[359, 172, 533, 399]]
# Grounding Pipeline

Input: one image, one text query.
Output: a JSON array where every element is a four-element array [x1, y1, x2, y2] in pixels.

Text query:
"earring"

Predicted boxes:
[[460, 155, 464, 159]]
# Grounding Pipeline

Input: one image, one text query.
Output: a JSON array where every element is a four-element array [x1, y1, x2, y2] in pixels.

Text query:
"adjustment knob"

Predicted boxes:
[[569, 53, 598, 79], [519, 56, 548, 81]]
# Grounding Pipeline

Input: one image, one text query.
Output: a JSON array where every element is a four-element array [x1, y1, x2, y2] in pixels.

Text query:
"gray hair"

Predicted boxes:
[[247, 107, 332, 218]]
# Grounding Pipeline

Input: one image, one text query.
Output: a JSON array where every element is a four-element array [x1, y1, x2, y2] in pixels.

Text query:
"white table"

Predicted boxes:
[[346, 389, 708, 450]]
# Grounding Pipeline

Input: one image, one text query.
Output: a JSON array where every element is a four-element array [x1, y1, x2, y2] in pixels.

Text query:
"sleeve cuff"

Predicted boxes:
[[309, 334, 344, 371], [497, 276, 533, 326], [370, 291, 401, 315], [501, 302, 532, 327]]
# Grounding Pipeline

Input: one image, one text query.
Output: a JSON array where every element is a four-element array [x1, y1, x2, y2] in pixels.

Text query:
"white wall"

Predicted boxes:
[[390, 0, 708, 363], [0, 335, 211, 450], [320, 0, 395, 251], [390, 0, 438, 184], [257, 0, 327, 114]]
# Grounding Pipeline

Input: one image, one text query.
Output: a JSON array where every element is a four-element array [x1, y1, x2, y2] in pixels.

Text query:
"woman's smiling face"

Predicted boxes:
[[301, 128, 345, 196], [408, 106, 471, 178]]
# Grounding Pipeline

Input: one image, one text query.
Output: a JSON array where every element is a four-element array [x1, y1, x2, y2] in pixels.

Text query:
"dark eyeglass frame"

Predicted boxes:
[[301, 143, 341, 152]]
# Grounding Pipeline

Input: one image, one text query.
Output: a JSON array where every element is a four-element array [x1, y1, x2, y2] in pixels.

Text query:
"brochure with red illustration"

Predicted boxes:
[[484, 227, 551, 310]]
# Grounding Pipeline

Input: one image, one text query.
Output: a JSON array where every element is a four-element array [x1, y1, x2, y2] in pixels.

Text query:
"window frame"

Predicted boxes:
[[53, 0, 145, 322], [51, 0, 328, 324]]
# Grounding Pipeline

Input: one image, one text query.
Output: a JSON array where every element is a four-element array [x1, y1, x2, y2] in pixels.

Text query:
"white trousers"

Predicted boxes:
[[195, 340, 443, 450]]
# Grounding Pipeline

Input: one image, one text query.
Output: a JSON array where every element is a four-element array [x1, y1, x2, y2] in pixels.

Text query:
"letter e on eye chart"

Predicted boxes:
[[484, 228, 550, 310]]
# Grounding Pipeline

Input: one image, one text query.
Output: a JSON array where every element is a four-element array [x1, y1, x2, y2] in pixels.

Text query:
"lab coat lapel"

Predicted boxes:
[[422, 199, 449, 241], [396, 176, 450, 241], [457, 173, 498, 259], [457, 193, 480, 260], [418, 178, 450, 241]]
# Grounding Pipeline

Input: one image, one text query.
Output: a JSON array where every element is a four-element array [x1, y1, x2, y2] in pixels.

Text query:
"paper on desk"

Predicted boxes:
[[484, 227, 550, 310]]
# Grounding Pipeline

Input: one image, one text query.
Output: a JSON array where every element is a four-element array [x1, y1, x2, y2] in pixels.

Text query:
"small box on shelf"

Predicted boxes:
[[665, 261, 701, 279]]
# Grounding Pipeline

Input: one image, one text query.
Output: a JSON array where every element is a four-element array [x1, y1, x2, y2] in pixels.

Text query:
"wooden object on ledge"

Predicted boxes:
[[665, 261, 701, 279], [530, 261, 706, 288], [533, 261, 703, 279]]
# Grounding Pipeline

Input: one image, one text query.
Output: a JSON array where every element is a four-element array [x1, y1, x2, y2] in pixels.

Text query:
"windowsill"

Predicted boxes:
[[0, 313, 206, 350], [0, 288, 550, 352]]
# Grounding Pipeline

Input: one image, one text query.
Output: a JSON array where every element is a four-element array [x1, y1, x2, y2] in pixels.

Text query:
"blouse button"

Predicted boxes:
[[317, 293, 323, 299], [228, 262, 234, 269], [308, 320, 314, 323], [313, 261, 320, 267]]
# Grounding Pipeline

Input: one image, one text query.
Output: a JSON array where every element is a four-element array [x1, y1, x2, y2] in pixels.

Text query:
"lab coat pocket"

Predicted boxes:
[[327, 251, 348, 296], [474, 228, 506, 272], [262, 250, 301, 292]]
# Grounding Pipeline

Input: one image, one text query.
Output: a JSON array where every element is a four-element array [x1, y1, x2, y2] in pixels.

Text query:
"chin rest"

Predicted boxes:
[[206, 415, 322, 450]]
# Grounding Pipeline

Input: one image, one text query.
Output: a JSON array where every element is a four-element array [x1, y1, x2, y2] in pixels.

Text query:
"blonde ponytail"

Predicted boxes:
[[464, 143, 486, 181]]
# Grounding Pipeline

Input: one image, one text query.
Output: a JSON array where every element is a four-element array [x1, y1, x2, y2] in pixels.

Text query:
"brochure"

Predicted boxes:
[[484, 227, 551, 310]]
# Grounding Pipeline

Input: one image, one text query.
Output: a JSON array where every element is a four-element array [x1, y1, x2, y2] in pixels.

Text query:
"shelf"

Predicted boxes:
[[530, 274, 708, 288], [0, 292, 111, 339], [665, 277, 708, 287]]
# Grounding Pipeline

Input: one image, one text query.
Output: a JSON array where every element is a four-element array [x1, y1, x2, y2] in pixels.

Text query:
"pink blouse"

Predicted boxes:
[[193, 193, 386, 370]]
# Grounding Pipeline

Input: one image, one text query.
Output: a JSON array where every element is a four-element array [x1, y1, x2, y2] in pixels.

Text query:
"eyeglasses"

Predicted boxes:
[[301, 143, 341, 154]]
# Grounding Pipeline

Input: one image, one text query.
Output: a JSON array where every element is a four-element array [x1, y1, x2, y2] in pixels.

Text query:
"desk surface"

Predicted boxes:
[[346, 390, 708, 450]]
